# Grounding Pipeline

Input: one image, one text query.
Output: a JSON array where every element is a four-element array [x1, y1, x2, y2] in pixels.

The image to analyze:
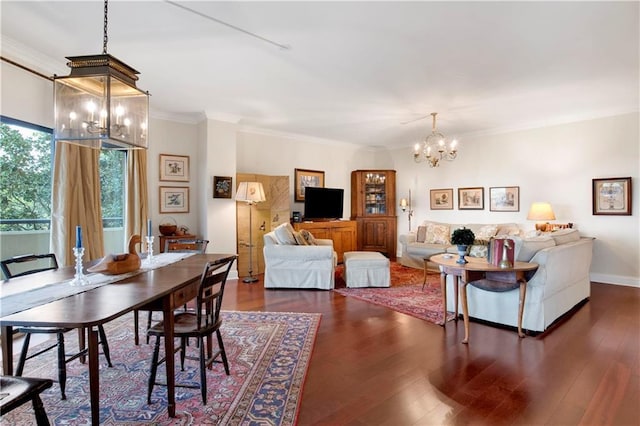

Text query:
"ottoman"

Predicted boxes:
[[343, 251, 391, 288]]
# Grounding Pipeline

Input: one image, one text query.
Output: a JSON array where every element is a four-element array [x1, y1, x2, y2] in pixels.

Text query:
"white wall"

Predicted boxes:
[[390, 113, 640, 286]]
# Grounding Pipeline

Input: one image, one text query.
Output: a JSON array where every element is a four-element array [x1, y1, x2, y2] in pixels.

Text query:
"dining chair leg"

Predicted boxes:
[[147, 336, 161, 404], [56, 332, 67, 400], [216, 330, 230, 375], [199, 336, 207, 404], [180, 337, 187, 371], [146, 311, 153, 344], [15, 333, 31, 377], [32, 392, 50, 426], [133, 311, 140, 346], [97, 325, 113, 367]]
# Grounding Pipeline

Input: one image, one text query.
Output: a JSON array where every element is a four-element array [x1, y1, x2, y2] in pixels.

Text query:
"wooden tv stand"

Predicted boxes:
[[293, 220, 357, 263]]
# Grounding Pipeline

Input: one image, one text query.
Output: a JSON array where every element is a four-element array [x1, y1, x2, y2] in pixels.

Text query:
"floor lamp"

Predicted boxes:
[[236, 182, 266, 283]]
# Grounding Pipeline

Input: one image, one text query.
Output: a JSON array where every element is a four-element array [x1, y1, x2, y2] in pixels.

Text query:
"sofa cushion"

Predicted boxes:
[[513, 236, 556, 262], [274, 222, 297, 245], [549, 228, 580, 245], [425, 223, 450, 244], [496, 223, 521, 237], [416, 226, 427, 243], [469, 244, 488, 258], [299, 229, 318, 245]]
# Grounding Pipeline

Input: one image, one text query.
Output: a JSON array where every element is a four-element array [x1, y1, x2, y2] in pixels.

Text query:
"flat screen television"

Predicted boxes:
[[303, 187, 344, 220]]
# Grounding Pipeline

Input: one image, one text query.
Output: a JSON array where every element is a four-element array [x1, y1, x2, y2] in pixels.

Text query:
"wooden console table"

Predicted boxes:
[[158, 234, 196, 253], [430, 253, 538, 344], [293, 220, 357, 263]]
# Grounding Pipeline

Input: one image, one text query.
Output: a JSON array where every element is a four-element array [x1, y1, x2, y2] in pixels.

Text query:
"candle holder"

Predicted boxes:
[[70, 247, 89, 286], [144, 235, 155, 266]]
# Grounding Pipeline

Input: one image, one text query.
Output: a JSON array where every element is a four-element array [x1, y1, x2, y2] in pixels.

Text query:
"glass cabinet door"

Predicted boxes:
[[364, 172, 387, 215]]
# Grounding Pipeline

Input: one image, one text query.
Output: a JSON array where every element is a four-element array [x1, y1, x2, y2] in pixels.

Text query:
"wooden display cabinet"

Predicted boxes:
[[293, 220, 357, 263], [351, 170, 397, 259]]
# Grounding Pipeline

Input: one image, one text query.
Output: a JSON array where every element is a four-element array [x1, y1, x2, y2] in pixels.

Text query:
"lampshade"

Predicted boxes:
[[235, 182, 266, 204], [527, 202, 556, 221], [400, 198, 408, 208], [53, 1, 149, 150]]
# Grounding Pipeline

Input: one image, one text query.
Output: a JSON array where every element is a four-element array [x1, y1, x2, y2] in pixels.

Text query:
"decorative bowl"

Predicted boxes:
[[158, 224, 177, 236]]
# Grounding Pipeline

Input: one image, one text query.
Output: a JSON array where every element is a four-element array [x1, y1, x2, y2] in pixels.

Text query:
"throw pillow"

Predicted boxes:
[[469, 244, 488, 258], [274, 222, 297, 245], [425, 223, 450, 244], [476, 225, 498, 240], [416, 226, 427, 243], [496, 223, 522, 237], [293, 231, 308, 245], [299, 229, 317, 245]]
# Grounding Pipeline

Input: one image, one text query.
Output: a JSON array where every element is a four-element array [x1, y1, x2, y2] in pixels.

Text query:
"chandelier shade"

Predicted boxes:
[[53, 1, 149, 150], [413, 112, 458, 167]]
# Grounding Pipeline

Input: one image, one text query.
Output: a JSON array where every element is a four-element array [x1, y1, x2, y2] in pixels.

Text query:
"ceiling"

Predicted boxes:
[[1, 1, 638, 149]]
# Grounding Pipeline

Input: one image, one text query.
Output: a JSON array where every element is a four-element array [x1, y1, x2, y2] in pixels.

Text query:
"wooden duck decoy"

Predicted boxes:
[[87, 234, 142, 275]]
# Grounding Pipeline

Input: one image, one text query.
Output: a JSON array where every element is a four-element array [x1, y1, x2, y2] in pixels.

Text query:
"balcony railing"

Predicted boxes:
[[0, 217, 123, 231]]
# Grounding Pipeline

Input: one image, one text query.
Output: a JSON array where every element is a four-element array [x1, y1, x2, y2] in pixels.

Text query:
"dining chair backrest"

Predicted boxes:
[[1, 253, 59, 280], [164, 239, 209, 253], [195, 256, 236, 331]]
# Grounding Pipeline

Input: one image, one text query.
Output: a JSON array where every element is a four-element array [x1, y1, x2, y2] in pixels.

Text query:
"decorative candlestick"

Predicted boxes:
[[144, 235, 155, 266], [70, 246, 89, 286]]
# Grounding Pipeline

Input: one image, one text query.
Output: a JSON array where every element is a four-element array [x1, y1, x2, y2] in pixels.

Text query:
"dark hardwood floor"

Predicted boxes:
[[221, 274, 640, 426]]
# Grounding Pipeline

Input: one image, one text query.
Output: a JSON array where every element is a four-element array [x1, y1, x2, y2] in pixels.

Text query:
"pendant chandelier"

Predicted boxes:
[[53, 0, 149, 149], [413, 112, 458, 167]]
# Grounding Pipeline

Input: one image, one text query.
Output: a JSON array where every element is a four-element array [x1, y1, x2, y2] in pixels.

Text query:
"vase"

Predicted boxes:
[[456, 245, 469, 264]]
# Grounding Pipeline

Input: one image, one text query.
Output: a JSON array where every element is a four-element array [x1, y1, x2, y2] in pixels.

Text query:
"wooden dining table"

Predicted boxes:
[[0, 252, 237, 425]]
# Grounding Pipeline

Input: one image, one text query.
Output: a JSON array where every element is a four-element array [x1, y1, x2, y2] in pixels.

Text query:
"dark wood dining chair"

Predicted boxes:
[[0, 253, 113, 400], [147, 255, 236, 405], [133, 239, 210, 345], [0, 375, 53, 425]]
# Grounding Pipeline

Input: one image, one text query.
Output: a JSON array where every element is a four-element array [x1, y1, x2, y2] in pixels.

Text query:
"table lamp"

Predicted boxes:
[[527, 202, 556, 231]]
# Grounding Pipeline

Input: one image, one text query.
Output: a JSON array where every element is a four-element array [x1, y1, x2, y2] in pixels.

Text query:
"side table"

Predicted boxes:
[[430, 253, 538, 344], [158, 234, 197, 253]]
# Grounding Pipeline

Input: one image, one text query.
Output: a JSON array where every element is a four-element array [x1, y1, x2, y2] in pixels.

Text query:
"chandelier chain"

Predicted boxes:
[[103, 0, 109, 54]]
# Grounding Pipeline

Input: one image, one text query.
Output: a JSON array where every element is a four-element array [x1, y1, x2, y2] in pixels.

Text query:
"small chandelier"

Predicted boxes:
[[413, 112, 458, 167], [53, 0, 149, 149]]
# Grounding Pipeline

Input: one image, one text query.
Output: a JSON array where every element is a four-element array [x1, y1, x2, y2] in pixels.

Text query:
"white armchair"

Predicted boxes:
[[263, 230, 336, 290]]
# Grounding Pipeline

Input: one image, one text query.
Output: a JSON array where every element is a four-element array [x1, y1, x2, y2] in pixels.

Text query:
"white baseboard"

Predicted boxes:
[[590, 273, 639, 288]]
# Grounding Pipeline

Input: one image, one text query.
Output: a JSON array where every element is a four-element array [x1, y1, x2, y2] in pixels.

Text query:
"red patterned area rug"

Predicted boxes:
[[2, 310, 320, 425], [334, 262, 453, 325]]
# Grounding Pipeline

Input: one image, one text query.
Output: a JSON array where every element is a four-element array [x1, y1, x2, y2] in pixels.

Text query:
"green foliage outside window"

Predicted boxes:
[[0, 120, 125, 231]]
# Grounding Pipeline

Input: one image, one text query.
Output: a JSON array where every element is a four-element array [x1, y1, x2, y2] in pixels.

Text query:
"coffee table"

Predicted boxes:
[[430, 253, 538, 344]]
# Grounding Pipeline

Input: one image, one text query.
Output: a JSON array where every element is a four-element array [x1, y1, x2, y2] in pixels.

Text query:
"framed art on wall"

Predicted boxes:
[[592, 177, 632, 215], [159, 154, 190, 182], [159, 186, 189, 213], [213, 176, 232, 199], [458, 187, 484, 210], [430, 188, 454, 210], [294, 168, 325, 202], [490, 186, 520, 212]]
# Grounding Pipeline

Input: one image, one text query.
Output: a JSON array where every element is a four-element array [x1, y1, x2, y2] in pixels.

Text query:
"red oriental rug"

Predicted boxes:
[[2, 310, 320, 426], [334, 262, 454, 325]]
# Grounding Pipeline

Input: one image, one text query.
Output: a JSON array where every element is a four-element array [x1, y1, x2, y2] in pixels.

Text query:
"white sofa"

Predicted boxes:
[[262, 224, 337, 290], [399, 221, 594, 333]]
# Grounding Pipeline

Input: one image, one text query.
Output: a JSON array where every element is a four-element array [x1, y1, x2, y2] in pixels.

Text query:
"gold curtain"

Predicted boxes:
[[50, 143, 105, 266], [125, 149, 149, 246]]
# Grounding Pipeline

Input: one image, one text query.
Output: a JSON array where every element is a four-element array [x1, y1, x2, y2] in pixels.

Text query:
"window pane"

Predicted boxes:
[[100, 150, 125, 229]]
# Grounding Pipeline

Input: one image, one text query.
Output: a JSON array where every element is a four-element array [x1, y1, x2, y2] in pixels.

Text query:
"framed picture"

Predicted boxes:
[[294, 168, 325, 202], [159, 186, 189, 213], [592, 177, 632, 215], [159, 154, 189, 182], [458, 187, 484, 210], [430, 188, 454, 210], [490, 186, 520, 212], [213, 176, 232, 199]]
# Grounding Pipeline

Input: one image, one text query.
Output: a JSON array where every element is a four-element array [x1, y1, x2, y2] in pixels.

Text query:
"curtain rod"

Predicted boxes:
[[1, 56, 53, 81]]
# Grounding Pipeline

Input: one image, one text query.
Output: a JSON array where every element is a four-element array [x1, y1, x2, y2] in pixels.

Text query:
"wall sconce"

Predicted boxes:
[[400, 189, 414, 231]]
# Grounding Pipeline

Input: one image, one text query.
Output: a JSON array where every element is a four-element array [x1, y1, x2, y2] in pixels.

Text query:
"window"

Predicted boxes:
[[0, 115, 125, 233]]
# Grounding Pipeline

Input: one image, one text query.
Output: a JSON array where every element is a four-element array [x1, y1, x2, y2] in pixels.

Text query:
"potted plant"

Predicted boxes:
[[451, 227, 475, 264]]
